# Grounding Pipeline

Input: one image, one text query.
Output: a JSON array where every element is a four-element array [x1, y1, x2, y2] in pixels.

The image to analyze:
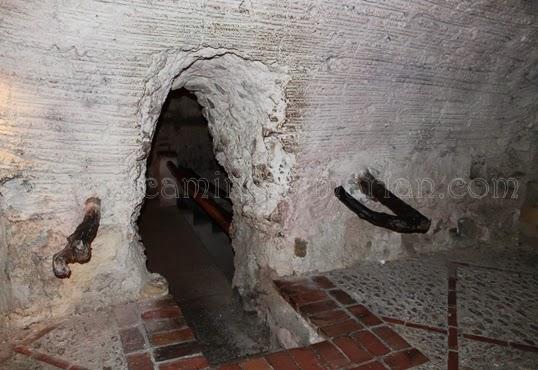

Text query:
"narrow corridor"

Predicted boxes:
[[138, 199, 272, 364]]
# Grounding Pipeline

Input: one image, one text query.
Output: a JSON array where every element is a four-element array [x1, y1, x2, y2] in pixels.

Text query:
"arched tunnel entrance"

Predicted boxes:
[[137, 88, 272, 363], [133, 49, 293, 364]]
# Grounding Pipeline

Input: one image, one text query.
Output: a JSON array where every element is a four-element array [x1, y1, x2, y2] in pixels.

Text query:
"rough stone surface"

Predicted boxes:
[[0, 353, 59, 370], [324, 246, 538, 369], [458, 266, 538, 345], [328, 257, 449, 328], [30, 308, 128, 369], [459, 338, 538, 370], [0, 1, 537, 325], [0, 197, 10, 326], [391, 325, 447, 370]]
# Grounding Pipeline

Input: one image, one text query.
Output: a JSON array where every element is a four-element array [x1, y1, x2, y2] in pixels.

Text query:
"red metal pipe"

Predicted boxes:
[[167, 162, 232, 237]]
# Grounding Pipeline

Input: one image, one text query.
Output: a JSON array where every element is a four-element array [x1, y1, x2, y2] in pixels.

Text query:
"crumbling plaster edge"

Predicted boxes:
[[130, 46, 297, 299], [130, 46, 293, 228]]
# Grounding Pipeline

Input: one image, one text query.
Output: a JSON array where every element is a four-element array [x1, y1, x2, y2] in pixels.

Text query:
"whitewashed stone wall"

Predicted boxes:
[[0, 0, 536, 325]]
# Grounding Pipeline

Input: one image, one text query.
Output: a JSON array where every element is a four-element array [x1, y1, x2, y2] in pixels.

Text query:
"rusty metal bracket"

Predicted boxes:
[[335, 171, 431, 234], [52, 197, 101, 278]]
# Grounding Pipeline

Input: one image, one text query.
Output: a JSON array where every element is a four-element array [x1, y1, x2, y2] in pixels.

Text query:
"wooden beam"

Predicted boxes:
[[167, 162, 232, 237], [52, 197, 101, 278], [334, 171, 431, 234]]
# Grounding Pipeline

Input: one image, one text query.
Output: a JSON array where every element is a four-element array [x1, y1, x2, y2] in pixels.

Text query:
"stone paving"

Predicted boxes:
[[3, 287, 428, 370], [1, 246, 537, 369], [4, 296, 208, 370], [327, 247, 538, 370]]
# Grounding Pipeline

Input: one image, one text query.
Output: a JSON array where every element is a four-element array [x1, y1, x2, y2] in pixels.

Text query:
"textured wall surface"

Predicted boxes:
[[0, 0, 537, 325]]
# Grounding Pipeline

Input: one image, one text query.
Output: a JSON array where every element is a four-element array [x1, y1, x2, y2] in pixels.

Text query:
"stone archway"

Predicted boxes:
[[132, 48, 295, 296]]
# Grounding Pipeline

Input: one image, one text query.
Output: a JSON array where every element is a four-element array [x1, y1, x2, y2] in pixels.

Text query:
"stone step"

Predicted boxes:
[[176, 198, 234, 281]]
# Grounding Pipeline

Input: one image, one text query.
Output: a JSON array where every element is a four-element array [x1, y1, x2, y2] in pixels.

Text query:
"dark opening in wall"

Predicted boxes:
[[137, 88, 272, 363]]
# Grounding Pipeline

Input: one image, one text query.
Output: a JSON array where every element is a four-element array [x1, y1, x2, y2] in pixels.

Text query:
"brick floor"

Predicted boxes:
[[149, 327, 195, 347], [158, 355, 209, 370], [265, 351, 301, 369], [325, 252, 538, 369], [274, 276, 430, 370], [10, 251, 536, 369], [6, 281, 430, 370], [126, 352, 153, 370], [119, 326, 147, 354]]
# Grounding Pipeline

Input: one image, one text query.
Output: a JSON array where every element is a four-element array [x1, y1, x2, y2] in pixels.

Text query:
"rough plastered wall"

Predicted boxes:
[[0, 195, 10, 327], [0, 1, 537, 325]]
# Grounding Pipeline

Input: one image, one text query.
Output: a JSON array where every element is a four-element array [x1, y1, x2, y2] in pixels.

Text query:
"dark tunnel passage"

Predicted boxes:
[[137, 88, 274, 364]]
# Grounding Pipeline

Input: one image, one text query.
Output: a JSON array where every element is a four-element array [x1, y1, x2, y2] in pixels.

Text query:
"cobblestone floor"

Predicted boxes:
[[327, 247, 538, 370], [1, 246, 536, 369]]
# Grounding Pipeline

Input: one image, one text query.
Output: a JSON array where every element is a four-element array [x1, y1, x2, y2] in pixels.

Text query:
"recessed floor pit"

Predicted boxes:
[[137, 87, 274, 364]]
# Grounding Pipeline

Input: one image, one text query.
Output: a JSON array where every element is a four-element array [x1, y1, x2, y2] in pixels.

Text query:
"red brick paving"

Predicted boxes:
[[9, 296, 206, 370], [274, 280, 313, 296], [372, 327, 411, 351], [10, 280, 430, 370], [309, 309, 349, 327], [153, 341, 203, 362], [289, 347, 325, 370], [239, 357, 273, 369], [350, 361, 388, 370], [320, 319, 364, 337], [312, 341, 350, 369], [216, 363, 242, 370], [312, 275, 337, 289], [274, 276, 433, 370], [380, 317, 406, 326], [328, 289, 357, 305], [288, 290, 329, 308], [142, 306, 182, 320], [20, 324, 60, 345], [299, 299, 339, 315], [447, 306, 458, 328], [348, 305, 383, 327], [139, 297, 178, 311], [10, 262, 538, 370], [333, 336, 373, 364], [150, 327, 195, 346], [144, 317, 188, 334], [32, 352, 71, 369], [447, 350, 458, 370], [383, 348, 428, 369], [265, 350, 301, 369], [375, 261, 538, 369], [448, 327, 458, 350], [114, 302, 140, 328], [352, 330, 390, 356], [119, 326, 147, 354], [126, 352, 154, 370], [13, 344, 33, 356], [158, 355, 209, 369]]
